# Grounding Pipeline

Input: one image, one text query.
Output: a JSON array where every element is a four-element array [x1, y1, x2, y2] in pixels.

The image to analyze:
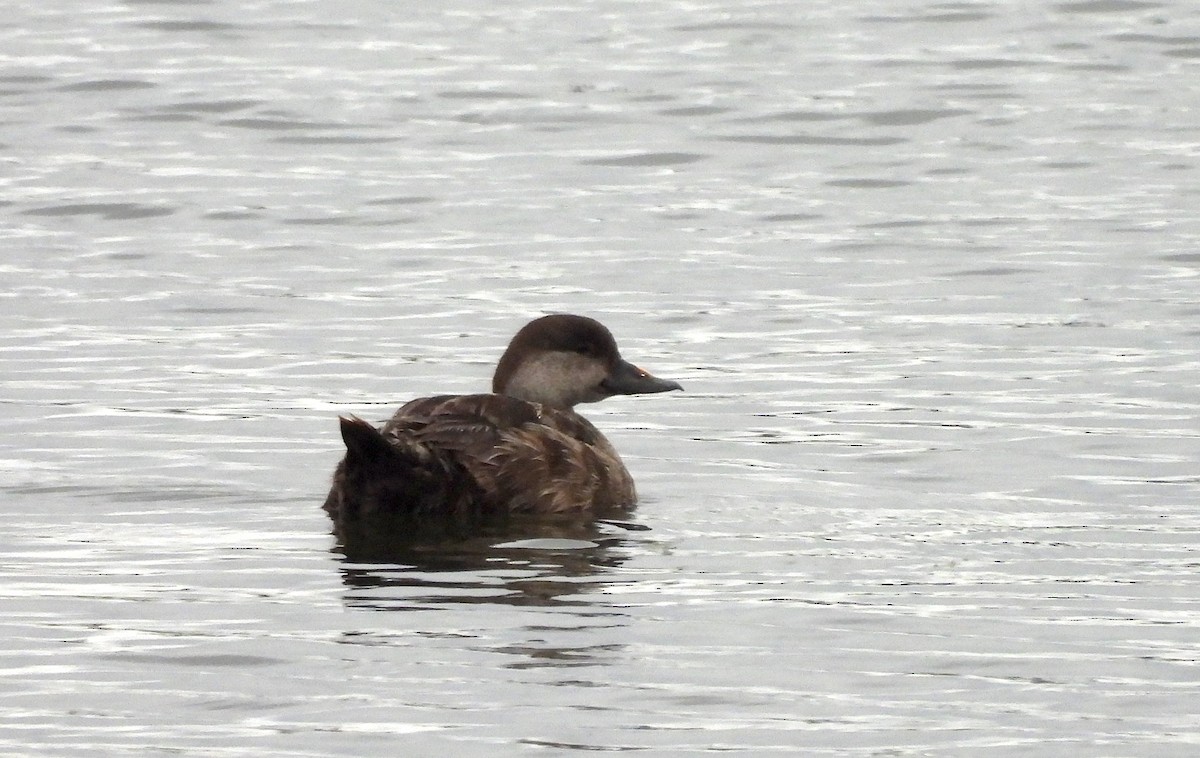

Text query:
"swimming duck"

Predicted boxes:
[[323, 314, 681, 530]]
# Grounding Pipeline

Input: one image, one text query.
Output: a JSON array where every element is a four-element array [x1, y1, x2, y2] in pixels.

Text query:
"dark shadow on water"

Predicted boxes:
[[331, 514, 648, 612]]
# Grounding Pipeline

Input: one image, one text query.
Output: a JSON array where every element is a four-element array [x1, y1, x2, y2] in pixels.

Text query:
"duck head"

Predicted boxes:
[[492, 314, 682, 409]]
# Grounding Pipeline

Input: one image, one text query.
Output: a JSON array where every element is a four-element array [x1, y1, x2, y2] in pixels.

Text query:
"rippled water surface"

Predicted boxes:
[[3, 1, 1199, 755]]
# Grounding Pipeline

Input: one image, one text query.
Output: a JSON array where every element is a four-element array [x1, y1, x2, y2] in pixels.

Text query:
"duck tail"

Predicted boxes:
[[337, 415, 398, 464], [322, 416, 472, 526]]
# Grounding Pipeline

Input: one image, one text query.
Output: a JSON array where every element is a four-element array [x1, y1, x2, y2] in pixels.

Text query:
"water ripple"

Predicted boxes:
[[2, 0, 1199, 754]]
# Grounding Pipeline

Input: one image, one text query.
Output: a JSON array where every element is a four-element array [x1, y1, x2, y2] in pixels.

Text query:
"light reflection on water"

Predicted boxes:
[[3, 0, 1200, 755]]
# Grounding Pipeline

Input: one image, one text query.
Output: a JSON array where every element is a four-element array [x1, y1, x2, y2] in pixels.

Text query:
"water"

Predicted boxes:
[[2, 1, 1199, 755]]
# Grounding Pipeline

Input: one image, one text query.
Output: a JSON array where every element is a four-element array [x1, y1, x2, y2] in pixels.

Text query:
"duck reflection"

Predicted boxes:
[[332, 516, 645, 611]]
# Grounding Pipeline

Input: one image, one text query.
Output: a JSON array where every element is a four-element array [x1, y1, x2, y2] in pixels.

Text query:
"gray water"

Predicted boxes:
[[2, 1, 1199, 755]]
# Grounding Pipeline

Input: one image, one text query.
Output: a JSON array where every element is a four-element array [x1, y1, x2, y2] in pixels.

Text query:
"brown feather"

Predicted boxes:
[[325, 394, 637, 527]]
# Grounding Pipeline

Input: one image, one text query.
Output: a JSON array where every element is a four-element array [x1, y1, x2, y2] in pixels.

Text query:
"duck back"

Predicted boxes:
[[323, 393, 637, 528]]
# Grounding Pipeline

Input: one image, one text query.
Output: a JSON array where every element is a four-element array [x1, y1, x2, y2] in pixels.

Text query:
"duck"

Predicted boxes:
[[323, 314, 681, 532]]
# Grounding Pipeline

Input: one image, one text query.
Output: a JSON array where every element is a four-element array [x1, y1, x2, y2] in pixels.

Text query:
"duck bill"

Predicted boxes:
[[602, 359, 683, 396]]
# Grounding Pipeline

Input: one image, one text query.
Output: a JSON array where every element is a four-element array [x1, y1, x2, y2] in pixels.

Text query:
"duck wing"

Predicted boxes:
[[383, 394, 637, 516]]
